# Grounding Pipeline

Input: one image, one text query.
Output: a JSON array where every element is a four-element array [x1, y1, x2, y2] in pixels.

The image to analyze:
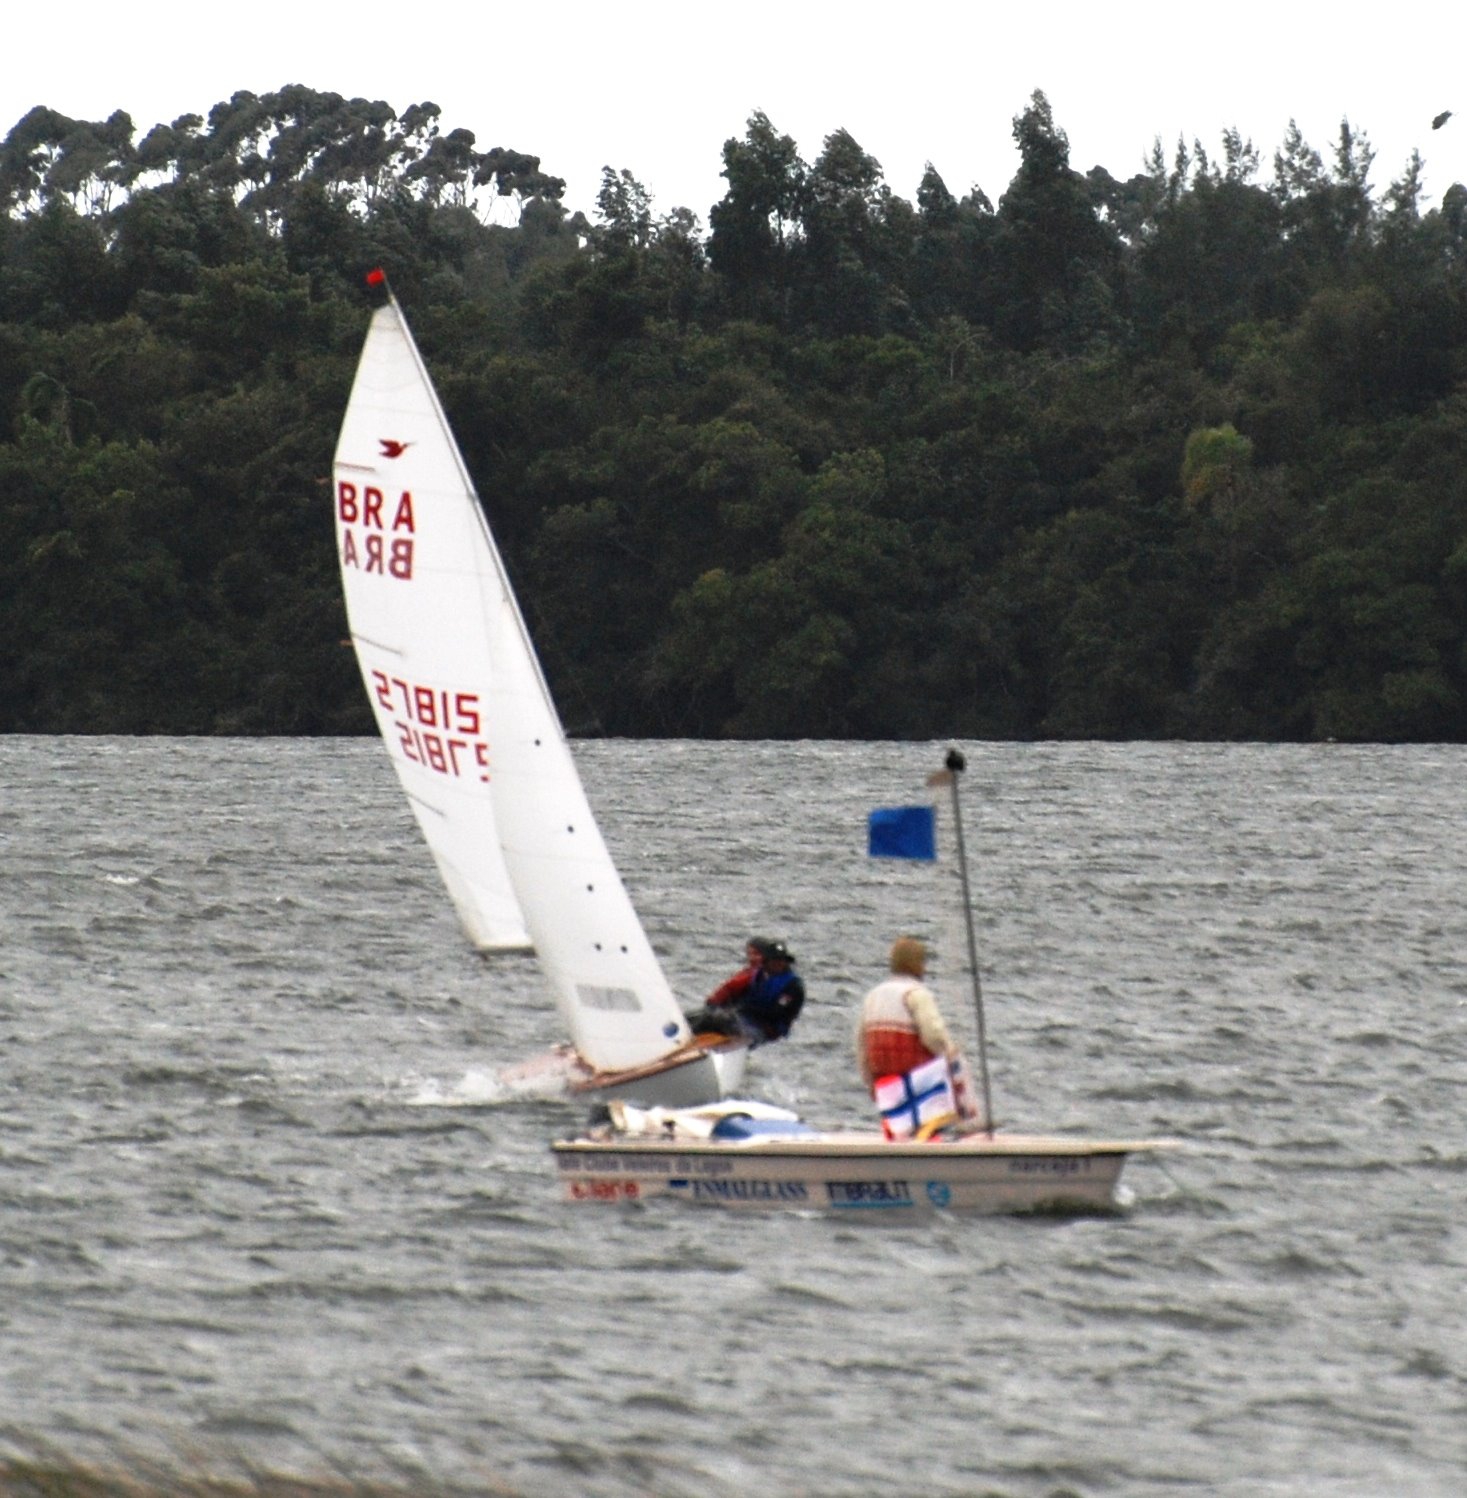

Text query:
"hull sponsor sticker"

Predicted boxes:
[[824, 1180, 916, 1209], [1006, 1156, 1093, 1175], [668, 1178, 810, 1203], [567, 1178, 641, 1201]]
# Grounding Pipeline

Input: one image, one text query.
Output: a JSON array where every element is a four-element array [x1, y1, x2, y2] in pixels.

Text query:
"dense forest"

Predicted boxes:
[[4, 86, 1467, 740]]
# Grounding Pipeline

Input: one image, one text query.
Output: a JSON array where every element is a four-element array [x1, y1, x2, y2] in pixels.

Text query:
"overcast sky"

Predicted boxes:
[[8, 1, 1463, 223]]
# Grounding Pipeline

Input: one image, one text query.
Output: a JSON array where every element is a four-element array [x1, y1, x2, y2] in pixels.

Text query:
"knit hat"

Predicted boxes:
[[889, 936, 926, 977]]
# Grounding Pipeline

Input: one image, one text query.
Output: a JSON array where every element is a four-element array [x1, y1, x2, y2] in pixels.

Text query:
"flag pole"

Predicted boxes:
[[933, 747, 994, 1134]]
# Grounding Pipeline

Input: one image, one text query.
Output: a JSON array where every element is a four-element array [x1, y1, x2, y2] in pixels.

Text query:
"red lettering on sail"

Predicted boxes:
[[375, 676, 489, 777], [339, 479, 418, 580]]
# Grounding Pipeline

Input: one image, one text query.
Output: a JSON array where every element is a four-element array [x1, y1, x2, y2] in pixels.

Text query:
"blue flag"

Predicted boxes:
[[868, 804, 936, 860]]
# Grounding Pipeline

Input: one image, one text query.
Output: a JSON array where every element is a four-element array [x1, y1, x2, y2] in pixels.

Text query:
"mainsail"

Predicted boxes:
[[333, 295, 693, 1074], [333, 300, 530, 952]]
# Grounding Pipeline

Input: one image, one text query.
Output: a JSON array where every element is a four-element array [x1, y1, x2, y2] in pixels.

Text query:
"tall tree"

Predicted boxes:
[[991, 91, 1122, 351], [793, 128, 896, 333], [707, 111, 804, 318]]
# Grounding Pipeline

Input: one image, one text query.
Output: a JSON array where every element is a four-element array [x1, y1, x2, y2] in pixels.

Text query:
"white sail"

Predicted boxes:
[[333, 302, 530, 951], [333, 296, 693, 1074]]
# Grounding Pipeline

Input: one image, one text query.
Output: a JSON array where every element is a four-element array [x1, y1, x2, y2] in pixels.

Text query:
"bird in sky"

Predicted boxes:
[[1432, 110, 1452, 130]]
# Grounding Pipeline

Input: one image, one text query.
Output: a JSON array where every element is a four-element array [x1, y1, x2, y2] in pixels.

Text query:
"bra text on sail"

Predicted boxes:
[[337, 481, 416, 579]]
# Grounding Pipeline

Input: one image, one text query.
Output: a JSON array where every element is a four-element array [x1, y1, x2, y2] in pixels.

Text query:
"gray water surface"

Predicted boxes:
[[2, 737, 1465, 1496]]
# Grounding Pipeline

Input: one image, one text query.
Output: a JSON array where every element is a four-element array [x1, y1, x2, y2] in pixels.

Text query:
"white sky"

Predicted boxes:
[[8, 1, 1463, 222]]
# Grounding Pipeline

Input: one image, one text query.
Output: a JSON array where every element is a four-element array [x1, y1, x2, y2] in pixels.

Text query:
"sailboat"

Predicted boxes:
[[553, 1103, 1171, 1214], [332, 280, 747, 1106], [554, 751, 1179, 1214]]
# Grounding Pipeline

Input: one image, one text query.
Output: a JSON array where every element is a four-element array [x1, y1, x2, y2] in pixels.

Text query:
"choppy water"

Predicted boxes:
[[2, 736, 1466, 1496]]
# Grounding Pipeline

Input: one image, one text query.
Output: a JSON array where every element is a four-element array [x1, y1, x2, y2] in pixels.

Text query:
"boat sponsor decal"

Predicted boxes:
[[925, 1181, 953, 1208], [379, 439, 411, 458], [1006, 1156, 1093, 1175], [368, 670, 492, 782], [567, 1178, 641, 1201], [824, 1180, 916, 1208], [337, 481, 415, 579], [557, 1152, 734, 1177], [577, 984, 643, 1014], [670, 1178, 809, 1203]]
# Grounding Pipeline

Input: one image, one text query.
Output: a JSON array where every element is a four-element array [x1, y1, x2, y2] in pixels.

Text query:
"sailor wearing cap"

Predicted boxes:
[[687, 938, 805, 1046], [735, 940, 805, 1044]]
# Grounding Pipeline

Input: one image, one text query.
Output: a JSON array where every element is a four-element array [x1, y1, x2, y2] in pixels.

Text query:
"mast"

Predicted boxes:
[[935, 747, 995, 1134]]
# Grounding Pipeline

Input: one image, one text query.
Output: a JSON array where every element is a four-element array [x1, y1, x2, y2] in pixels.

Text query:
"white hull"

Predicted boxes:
[[553, 1130, 1166, 1214], [573, 1043, 748, 1107], [501, 1041, 748, 1107]]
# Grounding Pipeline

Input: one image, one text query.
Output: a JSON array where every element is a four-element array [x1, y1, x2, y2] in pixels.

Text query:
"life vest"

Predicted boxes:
[[738, 968, 805, 1040], [859, 976, 939, 1088]]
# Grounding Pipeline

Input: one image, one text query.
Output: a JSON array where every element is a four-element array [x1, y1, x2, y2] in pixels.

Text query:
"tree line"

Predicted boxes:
[[4, 86, 1466, 740]]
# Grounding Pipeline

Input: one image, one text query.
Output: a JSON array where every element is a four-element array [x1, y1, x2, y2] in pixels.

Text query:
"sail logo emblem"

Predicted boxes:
[[379, 439, 411, 458]]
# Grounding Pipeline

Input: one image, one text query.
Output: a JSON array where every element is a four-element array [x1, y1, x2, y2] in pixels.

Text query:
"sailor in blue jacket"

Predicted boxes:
[[688, 939, 805, 1046], [733, 940, 805, 1045]]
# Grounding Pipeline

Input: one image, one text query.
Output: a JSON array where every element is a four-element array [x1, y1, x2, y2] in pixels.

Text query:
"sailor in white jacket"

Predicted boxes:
[[856, 936, 956, 1092]]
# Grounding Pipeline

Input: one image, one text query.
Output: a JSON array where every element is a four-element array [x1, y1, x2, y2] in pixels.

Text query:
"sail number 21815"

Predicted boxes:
[[371, 669, 491, 782]]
